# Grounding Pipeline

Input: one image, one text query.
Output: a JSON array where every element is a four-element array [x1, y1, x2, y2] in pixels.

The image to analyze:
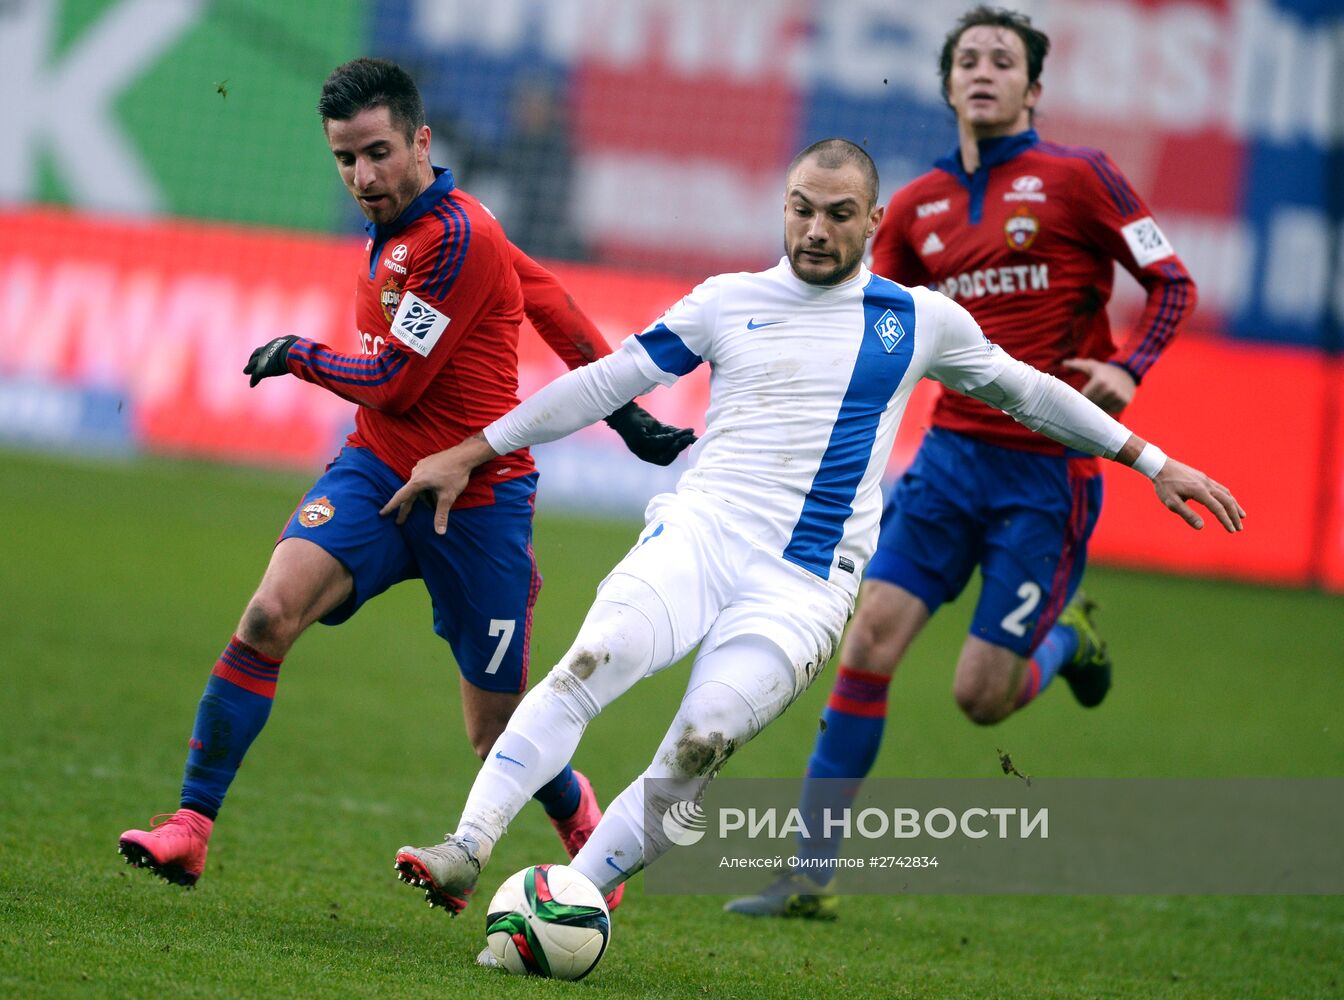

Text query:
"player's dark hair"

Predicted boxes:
[[318, 58, 425, 143], [787, 139, 880, 209], [938, 6, 1051, 96]]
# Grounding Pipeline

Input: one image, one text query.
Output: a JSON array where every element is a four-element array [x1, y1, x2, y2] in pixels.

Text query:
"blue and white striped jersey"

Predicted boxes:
[[625, 257, 1011, 596]]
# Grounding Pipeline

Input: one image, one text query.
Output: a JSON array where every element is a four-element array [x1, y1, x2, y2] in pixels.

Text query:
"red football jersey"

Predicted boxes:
[[286, 169, 611, 506], [873, 130, 1196, 453]]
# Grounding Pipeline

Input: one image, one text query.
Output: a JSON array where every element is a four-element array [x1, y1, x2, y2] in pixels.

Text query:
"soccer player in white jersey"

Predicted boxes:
[[377, 139, 1243, 924]]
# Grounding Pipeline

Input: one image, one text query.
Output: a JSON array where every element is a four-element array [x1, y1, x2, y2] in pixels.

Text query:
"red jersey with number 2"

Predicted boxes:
[[872, 129, 1196, 454]]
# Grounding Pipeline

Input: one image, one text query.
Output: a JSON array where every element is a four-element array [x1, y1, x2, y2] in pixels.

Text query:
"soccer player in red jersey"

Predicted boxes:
[[119, 59, 693, 900], [727, 6, 1197, 917]]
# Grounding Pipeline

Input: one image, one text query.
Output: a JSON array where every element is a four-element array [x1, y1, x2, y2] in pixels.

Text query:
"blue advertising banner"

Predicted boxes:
[[371, 0, 1342, 347]]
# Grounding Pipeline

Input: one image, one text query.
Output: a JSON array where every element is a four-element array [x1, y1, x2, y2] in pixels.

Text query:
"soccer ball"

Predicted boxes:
[[484, 864, 611, 980]]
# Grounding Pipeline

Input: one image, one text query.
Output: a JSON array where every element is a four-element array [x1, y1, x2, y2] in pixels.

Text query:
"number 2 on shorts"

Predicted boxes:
[[1000, 582, 1042, 638]]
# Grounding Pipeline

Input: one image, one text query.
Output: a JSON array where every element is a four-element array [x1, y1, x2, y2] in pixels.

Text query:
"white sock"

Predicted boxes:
[[458, 667, 599, 849], [572, 637, 796, 894], [456, 592, 665, 847], [571, 779, 646, 896]]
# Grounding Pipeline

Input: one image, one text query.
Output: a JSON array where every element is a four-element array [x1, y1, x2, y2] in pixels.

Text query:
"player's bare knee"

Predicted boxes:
[[238, 597, 297, 655], [953, 675, 1011, 725], [963, 700, 1011, 726], [841, 606, 908, 676], [841, 608, 882, 663], [954, 690, 1010, 725]]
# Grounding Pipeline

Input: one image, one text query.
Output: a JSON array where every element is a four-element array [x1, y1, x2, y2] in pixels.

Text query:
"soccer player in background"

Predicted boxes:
[[726, 5, 1197, 919], [117, 58, 694, 896], [376, 139, 1239, 932]]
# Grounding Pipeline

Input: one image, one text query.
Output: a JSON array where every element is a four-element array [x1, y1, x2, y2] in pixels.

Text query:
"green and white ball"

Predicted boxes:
[[484, 864, 611, 980]]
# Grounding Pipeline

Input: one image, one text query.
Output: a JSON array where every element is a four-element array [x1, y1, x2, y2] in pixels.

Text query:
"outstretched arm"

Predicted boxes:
[[1110, 434, 1242, 532], [930, 293, 1242, 534], [966, 358, 1244, 532], [512, 243, 695, 465], [380, 342, 659, 532]]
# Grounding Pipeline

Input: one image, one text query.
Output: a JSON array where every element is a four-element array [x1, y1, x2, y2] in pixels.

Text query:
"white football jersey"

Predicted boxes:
[[625, 258, 1011, 597]]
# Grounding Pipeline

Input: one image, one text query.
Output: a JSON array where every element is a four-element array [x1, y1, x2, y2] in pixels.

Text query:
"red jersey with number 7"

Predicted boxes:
[[872, 129, 1196, 454], [282, 168, 611, 506]]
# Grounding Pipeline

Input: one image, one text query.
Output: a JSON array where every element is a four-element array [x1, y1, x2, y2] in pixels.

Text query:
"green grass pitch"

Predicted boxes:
[[1, 449, 1340, 998]]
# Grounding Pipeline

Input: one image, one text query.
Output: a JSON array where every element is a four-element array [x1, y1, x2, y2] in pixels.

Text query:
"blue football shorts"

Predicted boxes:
[[279, 445, 540, 693], [866, 427, 1103, 656]]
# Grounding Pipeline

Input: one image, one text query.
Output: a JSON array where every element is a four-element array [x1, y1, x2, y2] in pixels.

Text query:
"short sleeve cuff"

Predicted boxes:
[[625, 327, 701, 386]]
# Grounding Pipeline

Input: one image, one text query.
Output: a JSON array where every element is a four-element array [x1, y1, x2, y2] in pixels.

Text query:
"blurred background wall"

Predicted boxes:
[[1, 0, 1342, 587]]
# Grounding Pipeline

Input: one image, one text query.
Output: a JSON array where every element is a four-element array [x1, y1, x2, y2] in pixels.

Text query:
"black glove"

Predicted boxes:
[[604, 401, 697, 467], [244, 336, 299, 387]]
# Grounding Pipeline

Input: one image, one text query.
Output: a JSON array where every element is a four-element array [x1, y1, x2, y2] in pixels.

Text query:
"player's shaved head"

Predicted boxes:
[[787, 139, 879, 211], [784, 138, 884, 286], [319, 58, 425, 144]]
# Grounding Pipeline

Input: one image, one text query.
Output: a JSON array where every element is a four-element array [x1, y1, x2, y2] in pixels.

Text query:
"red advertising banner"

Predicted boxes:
[[1, 208, 356, 467], [2, 208, 1338, 590], [1317, 364, 1344, 591]]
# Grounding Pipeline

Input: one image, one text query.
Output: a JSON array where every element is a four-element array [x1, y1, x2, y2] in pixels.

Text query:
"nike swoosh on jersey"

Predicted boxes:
[[746, 318, 786, 330]]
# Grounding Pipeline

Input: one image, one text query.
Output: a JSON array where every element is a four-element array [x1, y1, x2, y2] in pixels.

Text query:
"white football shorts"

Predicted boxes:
[[596, 488, 854, 698]]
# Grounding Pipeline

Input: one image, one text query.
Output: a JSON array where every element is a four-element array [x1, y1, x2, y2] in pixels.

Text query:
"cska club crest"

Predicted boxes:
[[1004, 205, 1040, 251], [380, 277, 402, 322], [299, 497, 335, 528]]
